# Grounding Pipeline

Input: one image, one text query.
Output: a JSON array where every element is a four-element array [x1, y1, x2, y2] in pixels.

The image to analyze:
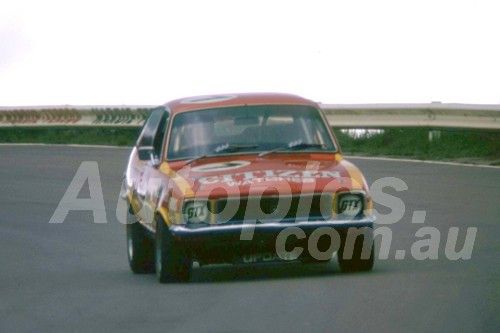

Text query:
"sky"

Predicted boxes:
[[1, 0, 499, 106]]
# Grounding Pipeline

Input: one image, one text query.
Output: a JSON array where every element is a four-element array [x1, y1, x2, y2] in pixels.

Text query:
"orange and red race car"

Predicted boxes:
[[123, 93, 375, 283]]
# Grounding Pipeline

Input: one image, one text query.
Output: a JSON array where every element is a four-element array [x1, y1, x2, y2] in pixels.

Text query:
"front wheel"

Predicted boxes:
[[126, 205, 155, 274], [155, 216, 192, 283]]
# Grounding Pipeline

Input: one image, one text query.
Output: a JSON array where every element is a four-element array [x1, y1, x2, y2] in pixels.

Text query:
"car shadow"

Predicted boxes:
[[188, 259, 384, 283]]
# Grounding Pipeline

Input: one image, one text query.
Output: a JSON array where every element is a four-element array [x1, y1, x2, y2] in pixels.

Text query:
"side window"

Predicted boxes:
[[153, 115, 167, 156], [136, 106, 170, 160]]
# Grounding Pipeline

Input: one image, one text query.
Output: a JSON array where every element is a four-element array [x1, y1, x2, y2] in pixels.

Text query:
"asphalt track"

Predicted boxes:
[[0, 145, 499, 332]]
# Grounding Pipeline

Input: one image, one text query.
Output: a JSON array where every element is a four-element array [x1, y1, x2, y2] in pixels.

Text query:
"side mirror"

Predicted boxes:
[[138, 146, 153, 161], [138, 146, 161, 168]]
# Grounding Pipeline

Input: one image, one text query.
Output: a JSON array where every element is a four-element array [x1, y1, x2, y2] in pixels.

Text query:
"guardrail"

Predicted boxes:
[[321, 103, 500, 129], [1, 103, 499, 129], [0, 105, 154, 127]]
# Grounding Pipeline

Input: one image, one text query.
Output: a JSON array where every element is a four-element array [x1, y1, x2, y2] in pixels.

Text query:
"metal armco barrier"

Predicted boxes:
[[321, 103, 500, 129], [1, 103, 499, 129], [0, 105, 154, 127]]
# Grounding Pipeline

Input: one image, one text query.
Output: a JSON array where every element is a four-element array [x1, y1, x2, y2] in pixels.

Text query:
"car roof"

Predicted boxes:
[[164, 93, 318, 115]]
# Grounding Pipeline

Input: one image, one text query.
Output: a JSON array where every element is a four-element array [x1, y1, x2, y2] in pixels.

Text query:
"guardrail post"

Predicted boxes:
[[428, 130, 441, 142]]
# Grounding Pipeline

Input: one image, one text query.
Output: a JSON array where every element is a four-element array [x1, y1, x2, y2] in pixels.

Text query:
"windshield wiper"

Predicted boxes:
[[258, 140, 326, 157], [185, 144, 259, 165]]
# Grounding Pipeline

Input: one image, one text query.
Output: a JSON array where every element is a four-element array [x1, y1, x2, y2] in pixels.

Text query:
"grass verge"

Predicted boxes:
[[0, 127, 139, 146], [1, 127, 499, 165], [333, 128, 500, 165]]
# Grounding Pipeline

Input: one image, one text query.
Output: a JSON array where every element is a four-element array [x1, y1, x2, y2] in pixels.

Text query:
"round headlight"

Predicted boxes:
[[184, 201, 209, 224], [338, 194, 362, 217]]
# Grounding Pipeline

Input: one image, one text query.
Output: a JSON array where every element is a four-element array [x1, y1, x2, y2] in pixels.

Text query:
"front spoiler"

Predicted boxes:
[[168, 216, 375, 264]]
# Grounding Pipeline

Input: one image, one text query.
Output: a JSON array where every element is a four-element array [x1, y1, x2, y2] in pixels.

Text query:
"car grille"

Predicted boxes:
[[212, 194, 333, 224]]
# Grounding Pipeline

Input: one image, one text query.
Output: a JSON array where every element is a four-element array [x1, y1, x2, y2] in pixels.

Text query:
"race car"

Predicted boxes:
[[122, 93, 375, 283]]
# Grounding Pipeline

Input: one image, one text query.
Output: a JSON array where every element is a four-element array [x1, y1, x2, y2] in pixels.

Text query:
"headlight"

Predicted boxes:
[[182, 201, 210, 224], [338, 193, 363, 217]]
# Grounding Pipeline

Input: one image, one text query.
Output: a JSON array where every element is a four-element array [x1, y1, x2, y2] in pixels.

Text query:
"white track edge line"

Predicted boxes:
[[0, 143, 498, 169], [345, 155, 500, 169], [0, 143, 130, 149]]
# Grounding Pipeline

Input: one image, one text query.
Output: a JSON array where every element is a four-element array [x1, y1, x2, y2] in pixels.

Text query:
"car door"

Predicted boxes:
[[135, 107, 170, 225], [132, 107, 169, 223]]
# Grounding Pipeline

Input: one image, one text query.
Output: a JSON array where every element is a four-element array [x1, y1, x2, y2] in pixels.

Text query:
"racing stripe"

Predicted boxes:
[[157, 206, 172, 227], [159, 162, 195, 198], [340, 159, 365, 190]]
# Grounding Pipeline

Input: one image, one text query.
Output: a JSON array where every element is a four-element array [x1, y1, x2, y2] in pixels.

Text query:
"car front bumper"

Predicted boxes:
[[168, 216, 375, 264]]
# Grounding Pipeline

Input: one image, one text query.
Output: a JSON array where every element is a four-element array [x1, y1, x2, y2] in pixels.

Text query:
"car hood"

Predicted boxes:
[[161, 153, 368, 198]]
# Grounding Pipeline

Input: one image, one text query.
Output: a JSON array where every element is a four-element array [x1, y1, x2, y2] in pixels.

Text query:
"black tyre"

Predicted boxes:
[[338, 230, 375, 272], [126, 205, 155, 274], [155, 216, 192, 283]]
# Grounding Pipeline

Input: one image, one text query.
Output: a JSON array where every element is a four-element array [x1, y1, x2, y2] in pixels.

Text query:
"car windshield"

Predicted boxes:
[[167, 105, 336, 161]]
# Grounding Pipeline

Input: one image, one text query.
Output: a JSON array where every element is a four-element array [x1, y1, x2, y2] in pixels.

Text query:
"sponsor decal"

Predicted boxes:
[[198, 169, 341, 186]]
